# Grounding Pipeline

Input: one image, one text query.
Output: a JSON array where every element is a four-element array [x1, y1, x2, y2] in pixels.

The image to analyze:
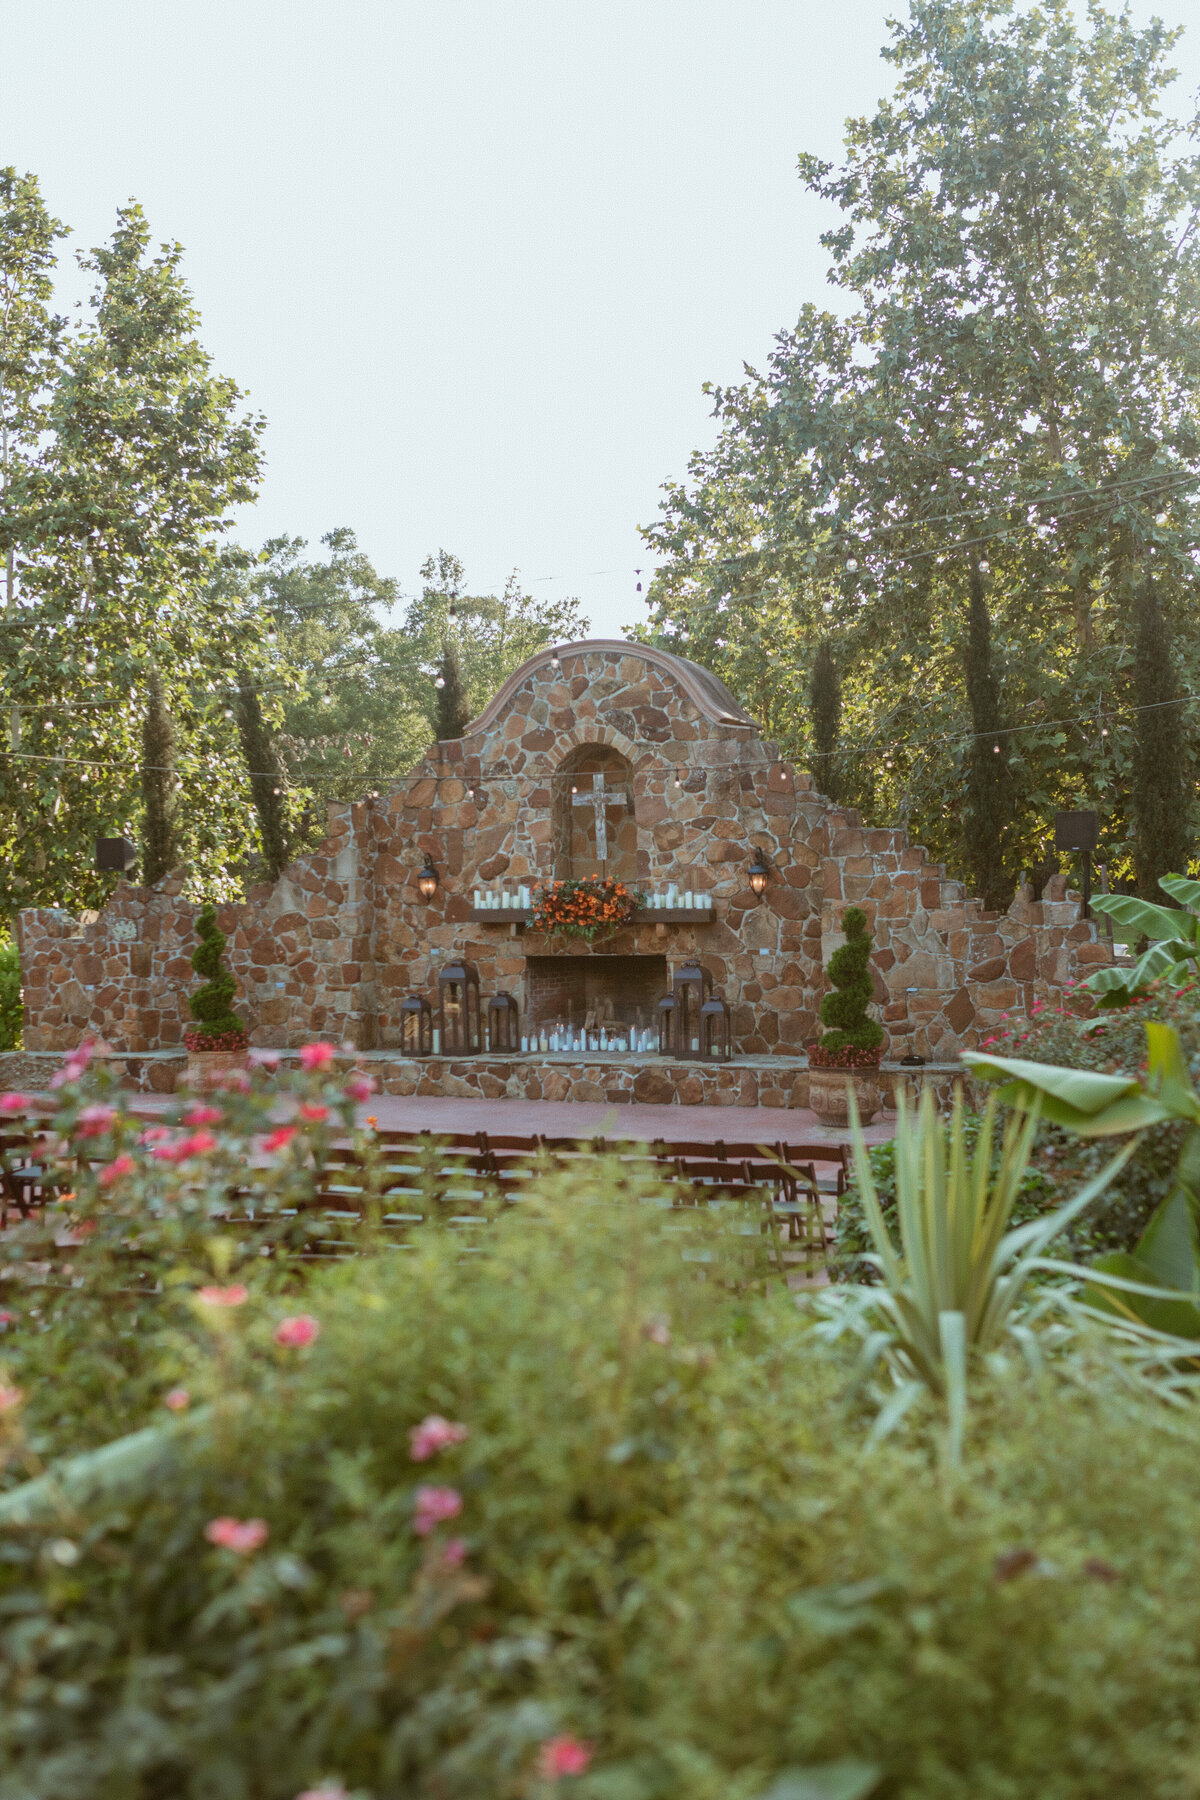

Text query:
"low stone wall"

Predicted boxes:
[[0, 1048, 967, 1113]]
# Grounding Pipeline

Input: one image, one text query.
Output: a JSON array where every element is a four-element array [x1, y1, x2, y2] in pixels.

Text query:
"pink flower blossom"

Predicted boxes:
[[99, 1153, 136, 1188], [537, 1737, 593, 1779], [274, 1313, 321, 1348], [413, 1485, 462, 1535], [50, 1038, 107, 1089], [183, 1104, 223, 1126], [140, 1125, 173, 1145], [263, 1125, 298, 1154], [299, 1042, 336, 1070], [75, 1104, 118, 1139], [0, 1309, 14, 1327], [439, 1537, 469, 1569], [298, 1102, 329, 1123], [151, 1131, 213, 1163], [294, 1785, 348, 1800], [0, 1092, 29, 1114], [409, 1415, 469, 1461], [0, 1384, 23, 1413], [204, 1516, 269, 1553], [343, 1073, 375, 1103], [197, 1284, 248, 1308], [164, 1386, 190, 1411]]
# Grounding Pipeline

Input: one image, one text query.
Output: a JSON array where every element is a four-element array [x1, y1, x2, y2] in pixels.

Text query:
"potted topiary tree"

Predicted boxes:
[[183, 902, 249, 1086], [807, 905, 885, 1127]]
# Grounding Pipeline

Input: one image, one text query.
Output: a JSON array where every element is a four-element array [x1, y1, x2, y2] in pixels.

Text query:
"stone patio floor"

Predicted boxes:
[[131, 1089, 896, 1149]]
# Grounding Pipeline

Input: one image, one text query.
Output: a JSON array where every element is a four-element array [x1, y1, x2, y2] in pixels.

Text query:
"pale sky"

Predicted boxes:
[[7, 1, 1199, 638]]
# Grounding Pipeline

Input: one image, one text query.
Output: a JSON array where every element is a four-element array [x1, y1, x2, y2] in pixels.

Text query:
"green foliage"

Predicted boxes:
[[809, 637, 840, 800], [235, 673, 291, 878], [964, 566, 1014, 909], [8, 1164, 1200, 1794], [0, 936, 20, 1050], [818, 906, 883, 1058], [641, 1, 1200, 892], [187, 902, 244, 1041], [435, 636, 470, 741], [836, 1087, 1131, 1457], [1132, 579, 1192, 897], [140, 666, 179, 887], [0, 181, 268, 916], [1086, 874, 1200, 1005]]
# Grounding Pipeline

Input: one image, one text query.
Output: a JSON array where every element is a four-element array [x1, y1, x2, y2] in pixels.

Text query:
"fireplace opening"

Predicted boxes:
[[526, 955, 668, 1035]]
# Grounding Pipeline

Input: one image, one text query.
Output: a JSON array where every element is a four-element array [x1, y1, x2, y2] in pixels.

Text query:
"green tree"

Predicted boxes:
[[235, 674, 291, 880], [1132, 578, 1191, 897], [818, 905, 884, 1058], [0, 198, 266, 916], [140, 668, 178, 887], [810, 637, 841, 800], [643, 0, 1200, 891], [434, 638, 470, 741], [964, 566, 1014, 909]]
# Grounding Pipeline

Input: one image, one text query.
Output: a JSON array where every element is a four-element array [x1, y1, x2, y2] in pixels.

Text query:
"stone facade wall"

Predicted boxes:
[[17, 641, 1110, 1062]]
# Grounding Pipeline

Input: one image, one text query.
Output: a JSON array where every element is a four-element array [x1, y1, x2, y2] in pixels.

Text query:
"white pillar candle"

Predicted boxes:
[[432, 1028, 441, 1054], [473, 889, 483, 909]]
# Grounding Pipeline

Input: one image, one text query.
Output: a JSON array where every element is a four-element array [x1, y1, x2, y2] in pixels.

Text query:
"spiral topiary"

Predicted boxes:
[[815, 904, 884, 1065], [184, 902, 248, 1052]]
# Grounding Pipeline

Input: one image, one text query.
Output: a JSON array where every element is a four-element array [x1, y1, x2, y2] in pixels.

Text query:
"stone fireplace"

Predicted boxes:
[[525, 954, 667, 1035]]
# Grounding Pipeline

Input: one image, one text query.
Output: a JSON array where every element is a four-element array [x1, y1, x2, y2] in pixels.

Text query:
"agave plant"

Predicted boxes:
[[829, 1085, 1132, 1462]]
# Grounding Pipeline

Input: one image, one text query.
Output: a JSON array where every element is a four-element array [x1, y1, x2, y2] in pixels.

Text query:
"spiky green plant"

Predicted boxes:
[[844, 1085, 1133, 1460]]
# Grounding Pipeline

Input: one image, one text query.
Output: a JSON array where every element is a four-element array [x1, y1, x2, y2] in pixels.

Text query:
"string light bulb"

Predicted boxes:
[[434, 675, 446, 689], [635, 568, 643, 593], [549, 647, 560, 670], [322, 688, 333, 705]]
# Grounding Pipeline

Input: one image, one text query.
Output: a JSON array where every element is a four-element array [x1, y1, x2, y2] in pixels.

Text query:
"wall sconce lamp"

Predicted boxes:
[[747, 849, 771, 900], [416, 854, 440, 902]]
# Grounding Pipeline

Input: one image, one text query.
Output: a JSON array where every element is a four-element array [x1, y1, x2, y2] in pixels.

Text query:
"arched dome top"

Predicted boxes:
[[460, 638, 757, 737]]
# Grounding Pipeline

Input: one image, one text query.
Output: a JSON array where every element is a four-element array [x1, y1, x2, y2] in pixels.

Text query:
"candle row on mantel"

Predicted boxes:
[[471, 884, 714, 912], [474, 885, 533, 911], [524, 1026, 658, 1055]]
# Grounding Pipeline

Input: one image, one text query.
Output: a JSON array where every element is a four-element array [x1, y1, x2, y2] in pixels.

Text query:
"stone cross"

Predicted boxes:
[[572, 772, 628, 872]]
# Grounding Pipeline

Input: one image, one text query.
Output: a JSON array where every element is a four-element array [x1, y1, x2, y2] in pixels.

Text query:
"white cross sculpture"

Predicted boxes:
[[572, 772, 628, 873]]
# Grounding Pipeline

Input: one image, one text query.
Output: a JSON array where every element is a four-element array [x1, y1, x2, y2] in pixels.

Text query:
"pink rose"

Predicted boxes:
[[294, 1785, 348, 1800], [413, 1485, 462, 1535], [0, 1309, 14, 1326], [163, 1386, 190, 1412], [274, 1314, 321, 1348], [75, 1104, 118, 1139], [440, 1537, 469, 1569], [183, 1104, 223, 1126], [537, 1736, 593, 1779], [140, 1125, 173, 1145], [197, 1284, 248, 1308], [0, 1384, 23, 1413], [343, 1073, 375, 1103], [299, 1042, 336, 1070], [98, 1153, 136, 1187], [298, 1103, 329, 1123], [263, 1125, 297, 1154], [409, 1415, 469, 1461], [204, 1516, 269, 1554], [0, 1092, 29, 1114]]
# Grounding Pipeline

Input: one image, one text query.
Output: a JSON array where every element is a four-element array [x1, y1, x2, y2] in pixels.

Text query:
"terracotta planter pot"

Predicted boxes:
[[185, 1049, 248, 1090], [807, 1064, 882, 1129]]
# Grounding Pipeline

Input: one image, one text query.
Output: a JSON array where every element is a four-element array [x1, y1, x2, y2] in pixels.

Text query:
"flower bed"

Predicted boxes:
[[530, 874, 641, 942], [806, 1042, 884, 1070]]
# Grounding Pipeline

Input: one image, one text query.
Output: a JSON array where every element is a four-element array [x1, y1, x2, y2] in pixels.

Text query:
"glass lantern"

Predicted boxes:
[[487, 991, 520, 1053], [699, 994, 732, 1062], [399, 993, 433, 1057], [438, 961, 481, 1055], [656, 993, 676, 1056], [671, 961, 712, 1059]]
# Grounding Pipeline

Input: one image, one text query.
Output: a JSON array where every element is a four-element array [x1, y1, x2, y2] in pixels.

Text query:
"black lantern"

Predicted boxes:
[[656, 993, 676, 1056], [416, 854, 440, 902], [487, 992, 520, 1053], [399, 993, 433, 1057], [96, 836, 138, 874], [748, 849, 770, 899], [671, 961, 712, 1059], [438, 961, 481, 1055], [699, 994, 732, 1062]]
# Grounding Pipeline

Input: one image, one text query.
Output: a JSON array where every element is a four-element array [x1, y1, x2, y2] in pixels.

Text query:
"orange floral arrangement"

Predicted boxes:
[[531, 875, 642, 943]]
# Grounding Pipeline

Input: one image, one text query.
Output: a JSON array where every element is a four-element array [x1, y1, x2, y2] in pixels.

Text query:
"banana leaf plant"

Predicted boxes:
[[1085, 875, 1200, 1006], [963, 1022, 1200, 1337]]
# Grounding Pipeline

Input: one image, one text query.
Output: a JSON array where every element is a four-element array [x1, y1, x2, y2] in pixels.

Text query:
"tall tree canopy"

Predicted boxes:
[[643, 0, 1200, 896], [0, 182, 267, 913]]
